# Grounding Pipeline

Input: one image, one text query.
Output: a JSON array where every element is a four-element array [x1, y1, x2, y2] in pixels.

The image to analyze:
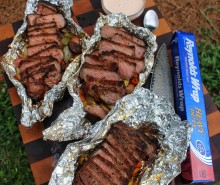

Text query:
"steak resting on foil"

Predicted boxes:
[[74, 122, 158, 185], [79, 25, 146, 119], [14, 1, 82, 100]]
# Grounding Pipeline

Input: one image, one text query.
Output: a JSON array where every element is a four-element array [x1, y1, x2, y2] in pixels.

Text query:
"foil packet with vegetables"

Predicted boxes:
[[43, 13, 157, 141], [48, 88, 191, 185], [1, 0, 88, 127]]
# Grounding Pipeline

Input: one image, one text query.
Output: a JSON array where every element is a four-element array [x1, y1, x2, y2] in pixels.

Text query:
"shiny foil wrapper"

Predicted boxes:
[[48, 88, 191, 185], [43, 13, 157, 141], [1, 0, 88, 127]]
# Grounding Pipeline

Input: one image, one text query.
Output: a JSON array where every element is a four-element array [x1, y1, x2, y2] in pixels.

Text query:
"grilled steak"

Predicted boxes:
[[99, 39, 135, 57], [35, 14, 66, 28], [18, 56, 52, 72], [27, 26, 58, 36], [28, 33, 61, 46], [111, 34, 145, 59], [27, 14, 41, 26], [80, 64, 122, 82], [32, 45, 63, 62], [81, 82, 126, 105], [28, 22, 56, 32], [27, 42, 57, 57], [84, 54, 134, 80], [36, 1, 58, 15], [101, 25, 145, 47], [74, 122, 158, 185], [100, 52, 136, 80], [69, 36, 82, 54], [15, 1, 80, 101], [108, 50, 145, 74]]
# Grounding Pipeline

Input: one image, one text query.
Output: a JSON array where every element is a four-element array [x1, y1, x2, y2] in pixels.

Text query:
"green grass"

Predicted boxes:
[[197, 6, 220, 109], [0, 79, 34, 185]]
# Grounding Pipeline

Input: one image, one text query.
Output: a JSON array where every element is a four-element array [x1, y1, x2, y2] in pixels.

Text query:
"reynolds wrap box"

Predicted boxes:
[[170, 31, 215, 183]]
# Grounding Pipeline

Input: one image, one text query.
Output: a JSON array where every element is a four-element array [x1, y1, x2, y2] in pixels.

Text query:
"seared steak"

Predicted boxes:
[[27, 26, 58, 36], [111, 34, 145, 59], [35, 14, 66, 28], [81, 82, 126, 105], [99, 39, 135, 57], [27, 14, 41, 26], [100, 52, 136, 80], [28, 33, 61, 46], [27, 22, 56, 32], [18, 56, 52, 72], [27, 42, 57, 57], [32, 45, 63, 62], [108, 50, 145, 74], [74, 122, 158, 185], [101, 25, 145, 47], [80, 64, 122, 82]]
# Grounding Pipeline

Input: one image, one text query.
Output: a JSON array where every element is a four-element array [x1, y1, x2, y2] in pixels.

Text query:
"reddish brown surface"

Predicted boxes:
[[1, 0, 219, 42]]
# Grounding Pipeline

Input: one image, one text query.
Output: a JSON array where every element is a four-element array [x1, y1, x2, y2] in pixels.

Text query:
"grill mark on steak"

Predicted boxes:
[[35, 14, 66, 28], [99, 39, 135, 57], [101, 25, 145, 47], [32, 45, 63, 62], [87, 160, 117, 185], [27, 42, 58, 57], [111, 126, 149, 161], [103, 141, 133, 167], [78, 167, 99, 185], [28, 22, 56, 32], [18, 56, 51, 72], [99, 52, 136, 80], [74, 175, 84, 185], [111, 33, 145, 59], [116, 123, 157, 158], [92, 155, 128, 185], [74, 122, 158, 185], [105, 50, 145, 74], [92, 147, 130, 179], [27, 26, 58, 36], [80, 65, 122, 82], [108, 131, 145, 162], [20, 59, 60, 81], [85, 54, 134, 80], [106, 134, 138, 164], [27, 14, 41, 26], [28, 33, 61, 46], [87, 77, 124, 87], [81, 82, 126, 105]]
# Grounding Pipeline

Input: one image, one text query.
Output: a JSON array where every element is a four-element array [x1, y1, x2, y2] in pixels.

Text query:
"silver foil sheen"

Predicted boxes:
[[48, 88, 191, 185], [43, 13, 157, 141], [1, 0, 88, 127]]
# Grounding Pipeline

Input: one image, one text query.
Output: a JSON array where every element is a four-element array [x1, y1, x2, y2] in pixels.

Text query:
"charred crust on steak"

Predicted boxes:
[[74, 122, 158, 185]]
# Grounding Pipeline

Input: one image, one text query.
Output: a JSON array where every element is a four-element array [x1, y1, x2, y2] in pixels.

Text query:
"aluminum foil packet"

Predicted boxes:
[[43, 13, 157, 141], [48, 88, 191, 185], [1, 0, 88, 127]]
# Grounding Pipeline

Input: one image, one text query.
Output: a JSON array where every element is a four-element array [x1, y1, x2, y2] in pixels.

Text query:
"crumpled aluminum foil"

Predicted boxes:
[[1, 0, 88, 127], [43, 13, 157, 141], [48, 88, 191, 185]]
